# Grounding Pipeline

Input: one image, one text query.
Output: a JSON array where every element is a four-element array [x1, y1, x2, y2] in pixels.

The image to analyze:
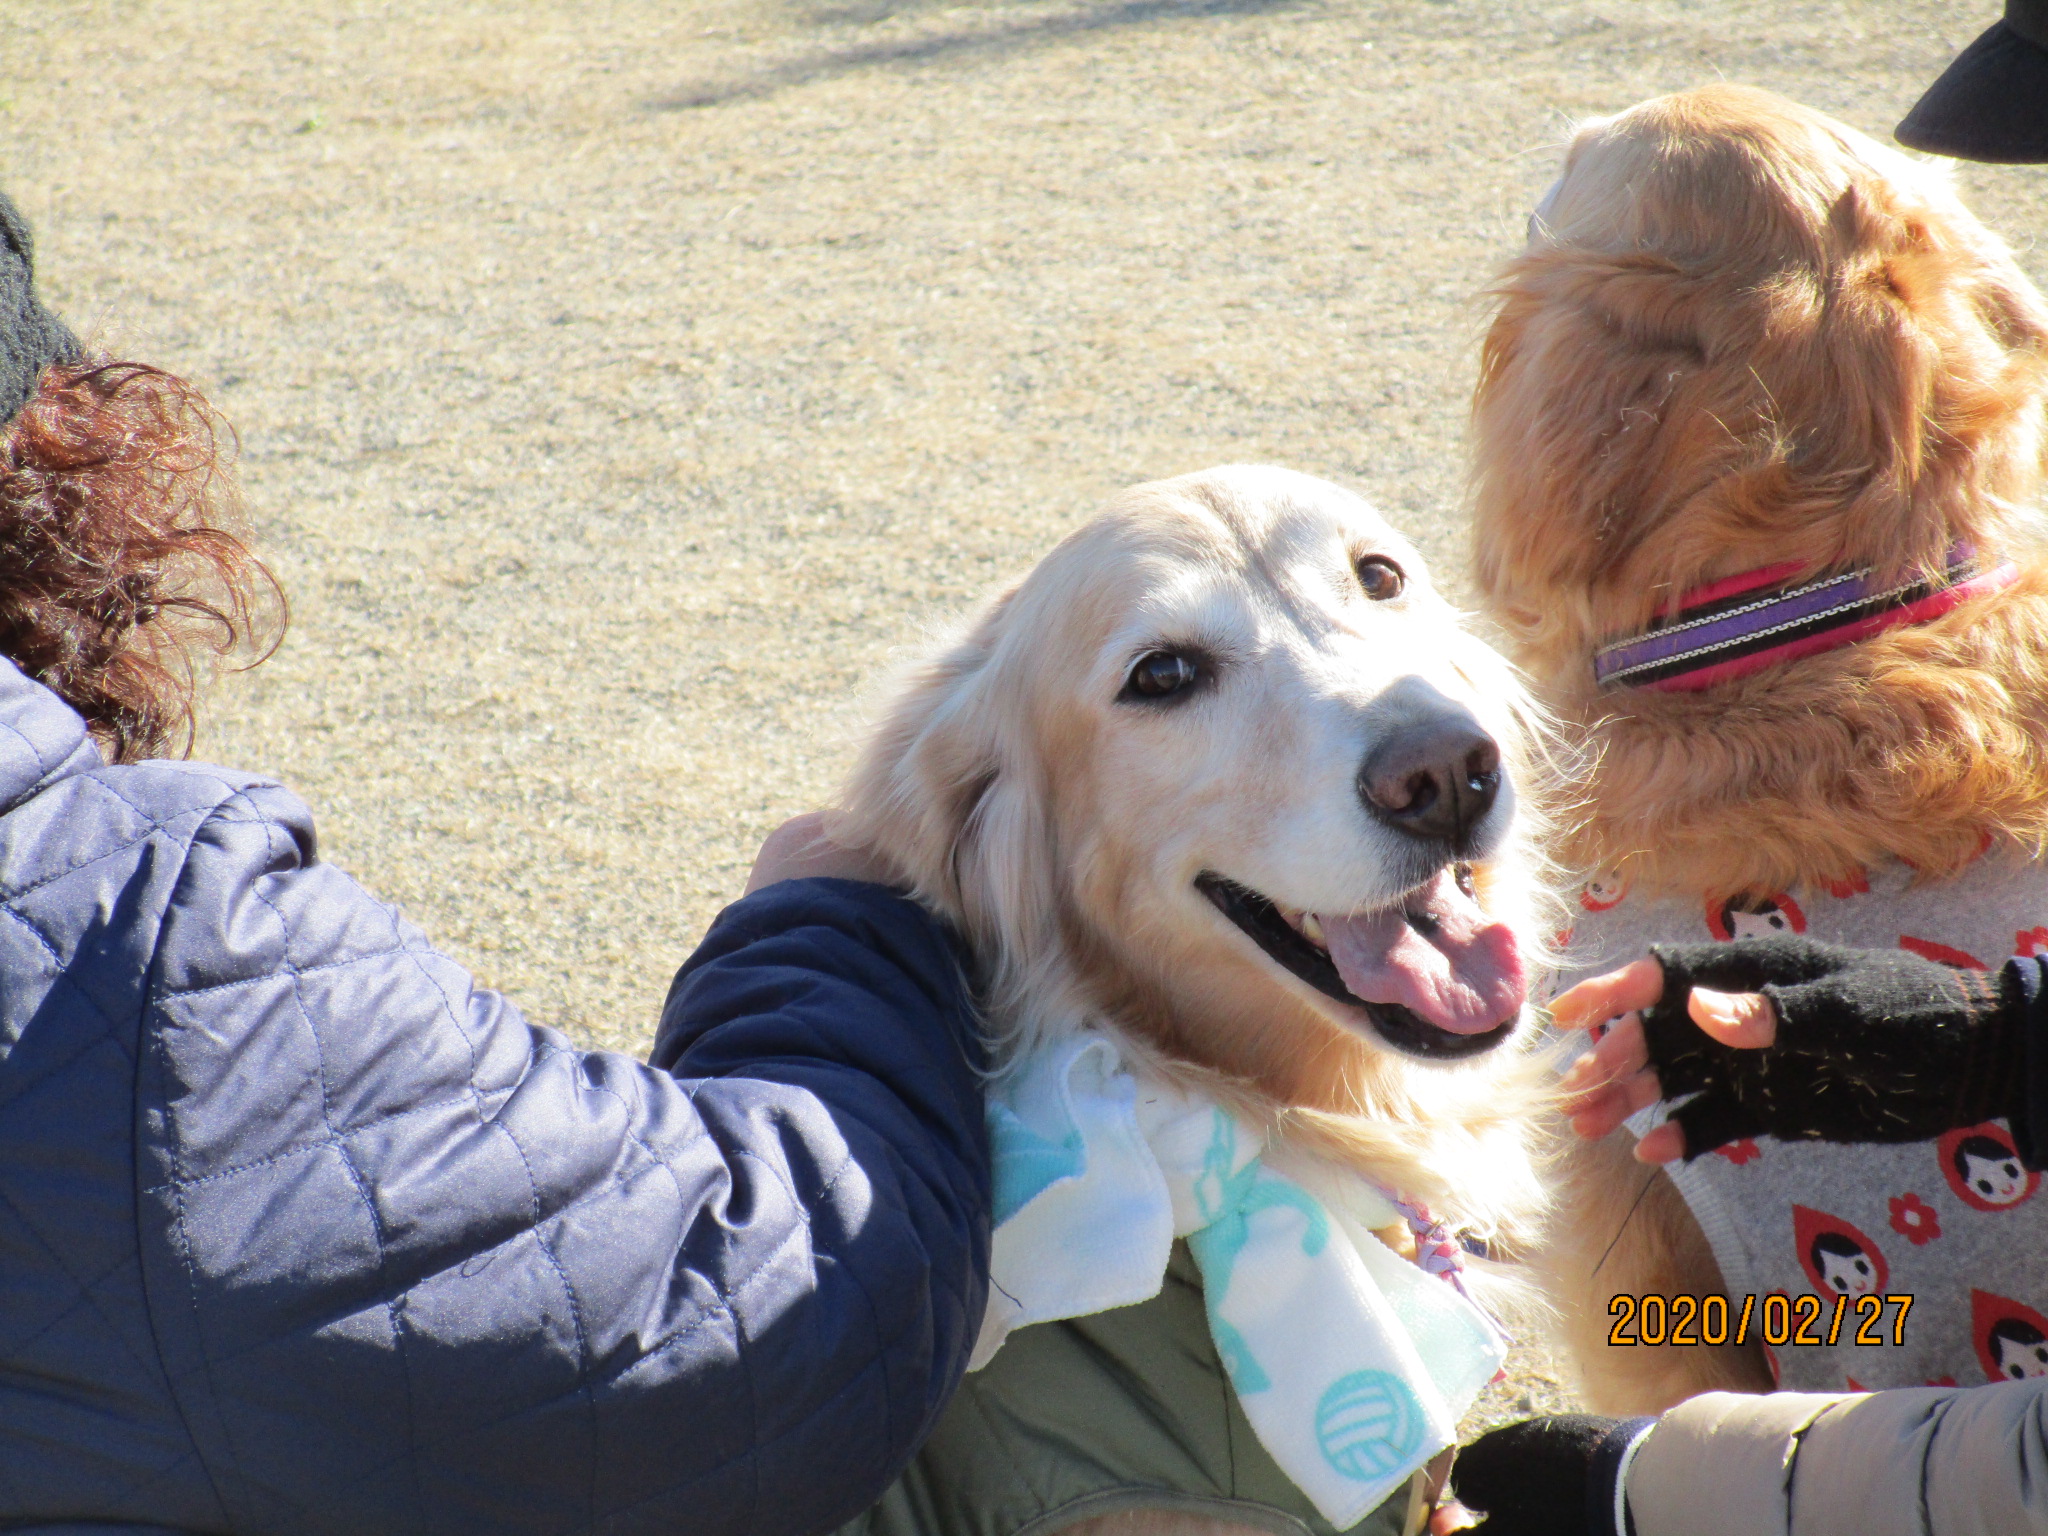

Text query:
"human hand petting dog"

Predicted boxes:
[[1556, 936, 2039, 1164], [744, 811, 901, 894]]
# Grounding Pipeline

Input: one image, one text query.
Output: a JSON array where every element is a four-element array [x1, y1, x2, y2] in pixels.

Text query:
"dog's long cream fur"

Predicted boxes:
[[839, 465, 1557, 1529]]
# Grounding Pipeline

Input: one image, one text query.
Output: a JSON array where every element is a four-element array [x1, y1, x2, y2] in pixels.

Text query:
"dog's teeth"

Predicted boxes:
[[1300, 913, 1327, 949]]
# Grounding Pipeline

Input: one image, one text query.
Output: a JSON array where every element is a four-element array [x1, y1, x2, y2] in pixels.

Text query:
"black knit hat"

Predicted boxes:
[[1897, 2, 2048, 163], [0, 191, 80, 428]]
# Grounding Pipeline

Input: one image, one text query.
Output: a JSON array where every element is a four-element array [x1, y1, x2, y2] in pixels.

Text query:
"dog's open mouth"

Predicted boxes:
[[1195, 867, 1525, 1060]]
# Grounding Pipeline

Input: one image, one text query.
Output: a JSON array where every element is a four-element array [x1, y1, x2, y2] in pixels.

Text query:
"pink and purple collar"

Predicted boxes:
[[1593, 543, 2019, 693]]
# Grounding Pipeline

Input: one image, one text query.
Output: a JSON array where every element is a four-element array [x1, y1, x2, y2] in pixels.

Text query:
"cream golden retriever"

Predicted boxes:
[[1472, 86, 2048, 1410], [837, 464, 1554, 1534]]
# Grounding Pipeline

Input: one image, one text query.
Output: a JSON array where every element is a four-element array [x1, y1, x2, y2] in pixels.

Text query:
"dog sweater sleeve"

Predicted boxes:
[[1640, 937, 2041, 1163]]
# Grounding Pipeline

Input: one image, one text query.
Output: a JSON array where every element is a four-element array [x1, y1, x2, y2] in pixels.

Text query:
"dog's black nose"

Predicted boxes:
[[1358, 716, 1501, 846]]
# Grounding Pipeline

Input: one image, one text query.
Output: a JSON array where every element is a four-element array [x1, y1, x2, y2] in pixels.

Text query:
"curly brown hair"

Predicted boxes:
[[0, 358, 282, 763]]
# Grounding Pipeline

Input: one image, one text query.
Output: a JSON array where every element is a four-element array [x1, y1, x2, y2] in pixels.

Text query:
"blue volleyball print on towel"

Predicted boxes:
[[1315, 1370, 1424, 1481]]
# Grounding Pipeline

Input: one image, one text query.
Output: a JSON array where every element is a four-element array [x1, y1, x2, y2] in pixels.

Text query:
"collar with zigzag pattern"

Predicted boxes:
[[1593, 543, 2019, 692]]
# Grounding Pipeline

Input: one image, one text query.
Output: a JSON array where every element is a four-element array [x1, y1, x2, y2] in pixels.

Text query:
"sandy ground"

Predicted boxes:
[[4, 0, 2044, 1436]]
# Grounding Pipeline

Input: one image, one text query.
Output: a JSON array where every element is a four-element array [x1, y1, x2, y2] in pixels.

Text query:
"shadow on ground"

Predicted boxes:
[[651, 0, 1311, 110]]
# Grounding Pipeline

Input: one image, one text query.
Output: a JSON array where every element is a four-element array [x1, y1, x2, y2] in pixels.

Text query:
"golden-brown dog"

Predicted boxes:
[[839, 464, 1554, 1532], [1472, 85, 2048, 1410]]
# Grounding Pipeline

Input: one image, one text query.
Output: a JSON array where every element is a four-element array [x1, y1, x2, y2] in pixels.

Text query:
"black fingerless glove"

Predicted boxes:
[[1451, 1414, 1654, 1536], [1643, 936, 2043, 1163]]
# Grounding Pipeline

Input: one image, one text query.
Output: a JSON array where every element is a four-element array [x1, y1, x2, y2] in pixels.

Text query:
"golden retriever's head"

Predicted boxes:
[[1472, 84, 2048, 688], [841, 465, 1550, 1119]]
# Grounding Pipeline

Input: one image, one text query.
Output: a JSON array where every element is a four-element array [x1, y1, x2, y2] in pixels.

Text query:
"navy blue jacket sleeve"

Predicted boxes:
[[650, 878, 994, 1523], [134, 779, 990, 1536]]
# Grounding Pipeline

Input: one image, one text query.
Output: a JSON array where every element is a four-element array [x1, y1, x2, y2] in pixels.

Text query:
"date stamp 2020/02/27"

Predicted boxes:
[[1607, 1292, 1914, 1348]]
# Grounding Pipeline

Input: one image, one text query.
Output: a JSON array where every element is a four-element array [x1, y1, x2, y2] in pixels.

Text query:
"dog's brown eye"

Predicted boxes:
[[1124, 651, 1200, 700], [1356, 557, 1406, 601]]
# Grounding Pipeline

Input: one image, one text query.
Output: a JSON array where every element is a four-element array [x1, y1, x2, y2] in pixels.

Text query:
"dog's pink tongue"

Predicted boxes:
[[1320, 870, 1526, 1034]]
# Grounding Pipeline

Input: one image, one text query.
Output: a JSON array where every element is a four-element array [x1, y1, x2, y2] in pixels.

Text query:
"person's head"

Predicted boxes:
[[0, 191, 278, 762]]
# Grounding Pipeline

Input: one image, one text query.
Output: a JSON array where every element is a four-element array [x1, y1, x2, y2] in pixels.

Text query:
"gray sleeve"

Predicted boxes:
[[1626, 1383, 2048, 1536]]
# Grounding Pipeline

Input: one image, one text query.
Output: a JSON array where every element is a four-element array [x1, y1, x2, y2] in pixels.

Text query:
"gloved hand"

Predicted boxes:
[[1557, 936, 2044, 1166], [1644, 937, 2023, 1159], [1447, 1414, 1653, 1536]]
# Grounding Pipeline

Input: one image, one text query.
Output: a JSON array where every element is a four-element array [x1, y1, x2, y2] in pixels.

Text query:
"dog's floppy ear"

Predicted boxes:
[[839, 585, 1060, 973]]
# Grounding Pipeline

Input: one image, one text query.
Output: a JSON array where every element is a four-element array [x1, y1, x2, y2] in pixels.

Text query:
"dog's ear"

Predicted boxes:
[[839, 584, 1058, 962], [1804, 181, 2048, 561], [1468, 249, 1711, 644]]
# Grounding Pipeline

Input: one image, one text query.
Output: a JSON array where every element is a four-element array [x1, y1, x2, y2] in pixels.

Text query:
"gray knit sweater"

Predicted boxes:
[[1560, 844, 2048, 1392]]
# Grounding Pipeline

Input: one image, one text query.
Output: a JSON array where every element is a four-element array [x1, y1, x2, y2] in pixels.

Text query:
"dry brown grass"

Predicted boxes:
[[2, 0, 2039, 1432]]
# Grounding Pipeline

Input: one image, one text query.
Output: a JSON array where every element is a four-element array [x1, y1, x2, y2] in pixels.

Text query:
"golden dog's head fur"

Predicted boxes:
[[1472, 85, 2048, 898], [840, 465, 1554, 1240]]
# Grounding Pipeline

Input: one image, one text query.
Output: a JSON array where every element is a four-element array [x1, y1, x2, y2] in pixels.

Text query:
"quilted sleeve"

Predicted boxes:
[[650, 880, 994, 1507], [136, 782, 991, 1536], [1626, 1382, 2048, 1536]]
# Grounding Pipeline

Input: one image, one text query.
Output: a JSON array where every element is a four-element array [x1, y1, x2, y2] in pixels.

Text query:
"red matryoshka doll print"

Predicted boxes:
[[1821, 867, 1870, 900], [1897, 935, 1988, 969], [1972, 1290, 2048, 1382], [1581, 868, 1630, 913], [1940, 1122, 2040, 1212], [1793, 1205, 1889, 1299], [1707, 892, 1806, 943]]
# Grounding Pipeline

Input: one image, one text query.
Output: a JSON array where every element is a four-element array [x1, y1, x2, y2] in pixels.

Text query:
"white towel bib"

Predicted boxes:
[[973, 1033, 1506, 1530]]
